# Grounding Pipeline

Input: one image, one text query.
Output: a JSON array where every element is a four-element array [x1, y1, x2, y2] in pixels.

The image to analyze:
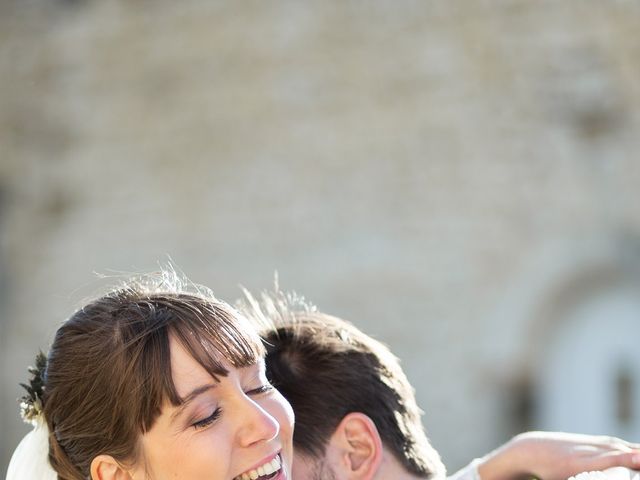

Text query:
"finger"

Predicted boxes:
[[587, 451, 640, 471], [588, 436, 633, 450], [594, 437, 640, 451], [584, 440, 634, 453], [572, 445, 632, 458], [574, 446, 611, 454]]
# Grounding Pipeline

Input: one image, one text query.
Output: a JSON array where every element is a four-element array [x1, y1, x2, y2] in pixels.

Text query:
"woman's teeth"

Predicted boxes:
[[235, 454, 281, 480]]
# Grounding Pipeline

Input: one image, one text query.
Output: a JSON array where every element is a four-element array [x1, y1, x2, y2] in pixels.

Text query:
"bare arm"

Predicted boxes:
[[475, 432, 640, 480]]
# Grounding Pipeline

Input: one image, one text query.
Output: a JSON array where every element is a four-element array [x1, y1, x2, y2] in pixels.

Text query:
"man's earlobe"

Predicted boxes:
[[330, 412, 383, 479], [90, 455, 133, 480]]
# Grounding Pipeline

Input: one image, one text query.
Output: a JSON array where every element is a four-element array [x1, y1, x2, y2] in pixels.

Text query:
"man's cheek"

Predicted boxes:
[[292, 458, 311, 480]]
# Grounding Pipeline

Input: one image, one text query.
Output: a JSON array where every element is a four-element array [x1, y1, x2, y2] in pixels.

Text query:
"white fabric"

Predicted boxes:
[[569, 469, 640, 480], [6, 423, 57, 480], [447, 463, 640, 480], [447, 458, 482, 480]]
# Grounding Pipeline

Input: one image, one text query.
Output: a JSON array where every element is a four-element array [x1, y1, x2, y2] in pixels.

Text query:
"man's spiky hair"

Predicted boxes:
[[237, 282, 446, 479]]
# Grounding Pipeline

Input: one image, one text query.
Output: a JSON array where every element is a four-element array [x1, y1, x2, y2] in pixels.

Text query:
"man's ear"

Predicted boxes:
[[326, 412, 383, 479], [90, 455, 132, 480]]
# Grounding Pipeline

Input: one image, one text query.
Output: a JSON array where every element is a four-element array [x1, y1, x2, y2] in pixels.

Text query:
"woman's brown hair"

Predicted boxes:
[[30, 277, 264, 479]]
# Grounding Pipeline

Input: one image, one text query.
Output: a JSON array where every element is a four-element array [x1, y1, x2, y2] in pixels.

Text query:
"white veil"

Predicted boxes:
[[6, 421, 57, 480]]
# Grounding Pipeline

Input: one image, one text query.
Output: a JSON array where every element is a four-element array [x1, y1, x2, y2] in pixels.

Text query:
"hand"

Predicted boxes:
[[477, 431, 640, 480]]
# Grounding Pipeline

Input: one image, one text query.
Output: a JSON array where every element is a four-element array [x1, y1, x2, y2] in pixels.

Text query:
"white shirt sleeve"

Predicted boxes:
[[447, 463, 640, 480], [569, 469, 640, 480], [447, 458, 482, 480]]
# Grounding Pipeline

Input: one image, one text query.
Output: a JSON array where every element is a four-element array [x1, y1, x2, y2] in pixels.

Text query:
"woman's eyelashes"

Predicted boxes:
[[192, 408, 222, 430], [246, 383, 274, 396], [190, 383, 272, 430]]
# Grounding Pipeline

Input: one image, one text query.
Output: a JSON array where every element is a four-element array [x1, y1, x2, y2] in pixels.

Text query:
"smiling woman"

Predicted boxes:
[[6, 273, 294, 480]]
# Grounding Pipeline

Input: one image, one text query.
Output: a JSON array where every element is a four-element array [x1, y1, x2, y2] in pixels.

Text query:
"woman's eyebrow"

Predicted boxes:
[[170, 383, 217, 422]]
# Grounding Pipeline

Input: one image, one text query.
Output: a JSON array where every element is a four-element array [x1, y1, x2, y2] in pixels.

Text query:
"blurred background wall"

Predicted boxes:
[[2, 0, 640, 476]]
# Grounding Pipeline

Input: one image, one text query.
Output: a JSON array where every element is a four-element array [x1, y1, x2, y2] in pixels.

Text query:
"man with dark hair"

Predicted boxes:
[[264, 310, 444, 479], [239, 288, 640, 480]]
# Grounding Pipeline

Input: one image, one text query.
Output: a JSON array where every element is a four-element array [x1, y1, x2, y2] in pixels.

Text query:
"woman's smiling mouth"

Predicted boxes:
[[234, 453, 282, 480]]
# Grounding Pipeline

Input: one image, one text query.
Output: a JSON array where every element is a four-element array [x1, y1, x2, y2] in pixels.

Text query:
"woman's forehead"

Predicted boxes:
[[168, 336, 215, 394], [167, 335, 263, 398]]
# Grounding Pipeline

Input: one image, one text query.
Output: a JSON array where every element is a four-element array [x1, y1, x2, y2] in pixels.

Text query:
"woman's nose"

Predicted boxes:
[[236, 397, 280, 447]]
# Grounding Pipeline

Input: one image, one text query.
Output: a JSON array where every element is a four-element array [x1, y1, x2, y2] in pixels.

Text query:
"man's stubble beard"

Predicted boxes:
[[311, 460, 337, 480]]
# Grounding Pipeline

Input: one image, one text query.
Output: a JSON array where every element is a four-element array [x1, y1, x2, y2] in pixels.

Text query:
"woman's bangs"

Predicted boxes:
[[166, 301, 265, 401], [132, 294, 264, 416]]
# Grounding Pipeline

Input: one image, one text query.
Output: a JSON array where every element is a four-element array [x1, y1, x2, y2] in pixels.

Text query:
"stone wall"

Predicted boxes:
[[2, 0, 640, 475]]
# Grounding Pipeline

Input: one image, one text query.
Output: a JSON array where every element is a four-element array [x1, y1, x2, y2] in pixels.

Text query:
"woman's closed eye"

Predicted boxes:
[[192, 408, 221, 430], [191, 384, 271, 430], [245, 383, 274, 396]]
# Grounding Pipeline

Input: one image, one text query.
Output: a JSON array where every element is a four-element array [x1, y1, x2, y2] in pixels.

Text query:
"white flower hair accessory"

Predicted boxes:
[[7, 351, 57, 480], [19, 351, 47, 426]]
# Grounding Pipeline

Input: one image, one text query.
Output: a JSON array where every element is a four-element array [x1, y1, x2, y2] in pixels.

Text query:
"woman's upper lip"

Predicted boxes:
[[239, 450, 281, 476]]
